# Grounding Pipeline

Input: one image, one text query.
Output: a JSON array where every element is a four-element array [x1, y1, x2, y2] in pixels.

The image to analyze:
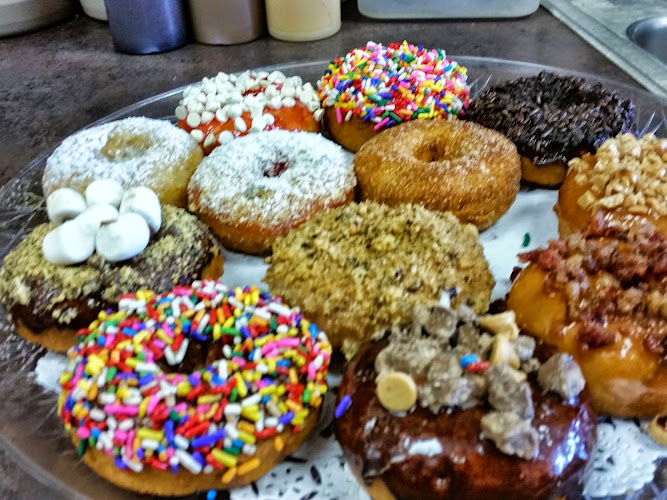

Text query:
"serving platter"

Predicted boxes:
[[0, 58, 665, 500]]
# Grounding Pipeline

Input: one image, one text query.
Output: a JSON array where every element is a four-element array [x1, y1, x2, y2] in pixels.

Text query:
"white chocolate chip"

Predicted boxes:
[[234, 117, 247, 132], [263, 113, 276, 126], [269, 97, 282, 109], [186, 113, 201, 128], [282, 97, 296, 108], [376, 371, 418, 412], [201, 111, 215, 124], [215, 108, 228, 123], [307, 100, 320, 112], [203, 133, 217, 149], [46, 188, 86, 224], [227, 104, 243, 119], [85, 179, 124, 208], [190, 129, 205, 143], [267, 70, 286, 83], [218, 130, 234, 144], [281, 86, 296, 98], [314, 109, 324, 121], [174, 106, 187, 120], [250, 116, 266, 133]]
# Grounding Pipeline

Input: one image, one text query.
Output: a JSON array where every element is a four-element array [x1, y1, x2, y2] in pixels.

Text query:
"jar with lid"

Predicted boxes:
[[266, 0, 341, 42]]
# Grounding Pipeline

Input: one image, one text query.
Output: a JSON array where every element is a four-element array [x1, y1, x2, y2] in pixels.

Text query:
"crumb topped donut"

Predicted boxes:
[[508, 215, 667, 417], [265, 202, 494, 355], [467, 72, 636, 187], [354, 119, 521, 230], [176, 70, 322, 155], [58, 283, 332, 495], [188, 130, 356, 255], [0, 206, 222, 352], [317, 41, 470, 152], [557, 133, 667, 236], [336, 305, 596, 500], [43, 117, 204, 207]]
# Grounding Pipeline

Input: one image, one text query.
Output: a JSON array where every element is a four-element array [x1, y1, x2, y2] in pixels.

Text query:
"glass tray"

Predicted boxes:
[[0, 58, 665, 500]]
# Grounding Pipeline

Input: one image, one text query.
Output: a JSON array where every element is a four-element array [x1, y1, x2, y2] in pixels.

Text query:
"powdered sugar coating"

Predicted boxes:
[[188, 130, 356, 227], [43, 117, 201, 199]]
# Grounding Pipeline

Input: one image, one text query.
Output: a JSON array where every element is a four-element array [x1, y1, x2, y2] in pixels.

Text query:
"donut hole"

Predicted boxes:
[[101, 132, 152, 162], [263, 160, 291, 178], [414, 140, 452, 163]]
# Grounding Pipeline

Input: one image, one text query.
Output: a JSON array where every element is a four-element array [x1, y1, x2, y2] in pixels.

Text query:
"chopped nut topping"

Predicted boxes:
[[480, 411, 539, 460], [569, 133, 667, 216]]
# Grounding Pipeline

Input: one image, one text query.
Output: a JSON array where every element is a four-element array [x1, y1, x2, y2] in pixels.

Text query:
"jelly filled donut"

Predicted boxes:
[[467, 72, 636, 187], [0, 205, 222, 352], [317, 41, 470, 152], [58, 283, 332, 495], [266, 202, 494, 356], [336, 304, 596, 500], [188, 130, 356, 255], [557, 133, 667, 237], [508, 215, 667, 417], [354, 119, 521, 230], [43, 117, 204, 208], [176, 70, 322, 155]]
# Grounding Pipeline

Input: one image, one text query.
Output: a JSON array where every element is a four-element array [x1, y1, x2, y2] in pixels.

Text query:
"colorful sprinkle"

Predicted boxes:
[[58, 281, 332, 478], [335, 395, 352, 418], [317, 41, 470, 130]]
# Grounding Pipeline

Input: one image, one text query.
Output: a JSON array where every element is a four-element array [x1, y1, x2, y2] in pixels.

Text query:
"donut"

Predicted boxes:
[[556, 133, 667, 237], [265, 202, 494, 356], [0, 205, 222, 352], [354, 119, 521, 230], [507, 214, 667, 417], [336, 304, 596, 500], [175, 70, 322, 155], [188, 130, 356, 255], [467, 72, 636, 187], [57, 282, 331, 495], [43, 117, 203, 208], [317, 41, 470, 152]]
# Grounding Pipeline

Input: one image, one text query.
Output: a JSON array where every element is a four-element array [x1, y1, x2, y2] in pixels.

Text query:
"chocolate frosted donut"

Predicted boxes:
[[336, 305, 597, 500], [0, 205, 222, 352], [467, 72, 636, 187]]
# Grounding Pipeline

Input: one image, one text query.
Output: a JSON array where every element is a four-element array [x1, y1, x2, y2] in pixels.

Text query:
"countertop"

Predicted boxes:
[[0, 2, 644, 498]]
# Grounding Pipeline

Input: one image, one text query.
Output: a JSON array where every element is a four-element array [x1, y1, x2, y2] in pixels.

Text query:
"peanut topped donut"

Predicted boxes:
[[336, 304, 596, 500], [43, 117, 204, 207], [467, 72, 636, 187], [188, 130, 356, 255], [557, 133, 667, 237], [176, 70, 322, 155], [58, 282, 332, 495], [317, 41, 470, 152], [265, 202, 494, 356], [354, 119, 521, 230], [508, 215, 667, 417]]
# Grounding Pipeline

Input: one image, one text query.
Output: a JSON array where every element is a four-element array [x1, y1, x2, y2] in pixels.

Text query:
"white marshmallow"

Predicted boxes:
[[96, 213, 150, 262], [42, 219, 96, 265], [119, 187, 162, 233], [85, 180, 124, 208], [46, 188, 86, 224], [77, 204, 119, 233]]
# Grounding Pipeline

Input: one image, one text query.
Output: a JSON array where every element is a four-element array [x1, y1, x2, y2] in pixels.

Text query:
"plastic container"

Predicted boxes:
[[266, 0, 340, 41], [104, 0, 187, 54], [79, 0, 107, 21], [0, 0, 75, 36], [358, 0, 539, 19], [189, 0, 265, 45]]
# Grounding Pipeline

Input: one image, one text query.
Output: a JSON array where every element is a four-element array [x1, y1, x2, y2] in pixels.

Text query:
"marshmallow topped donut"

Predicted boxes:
[[176, 70, 323, 155], [0, 205, 222, 352], [58, 283, 332, 495], [317, 41, 470, 152], [188, 130, 356, 255], [43, 117, 204, 208]]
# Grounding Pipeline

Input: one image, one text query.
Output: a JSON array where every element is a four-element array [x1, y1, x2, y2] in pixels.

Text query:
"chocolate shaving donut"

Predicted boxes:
[[467, 72, 636, 186]]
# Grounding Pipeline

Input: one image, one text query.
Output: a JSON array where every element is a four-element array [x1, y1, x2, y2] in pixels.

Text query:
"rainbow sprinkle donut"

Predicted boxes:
[[317, 41, 470, 151], [58, 281, 331, 495]]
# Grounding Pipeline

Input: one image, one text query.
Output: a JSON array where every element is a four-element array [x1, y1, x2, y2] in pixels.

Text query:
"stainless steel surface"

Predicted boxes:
[[627, 16, 667, 65], [103, 0, 187, 54], [542, 0, 667, 99], [189, 0, 265, 45]]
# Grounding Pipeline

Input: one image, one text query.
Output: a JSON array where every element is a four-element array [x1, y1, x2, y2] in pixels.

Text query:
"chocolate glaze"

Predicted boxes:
[[336, 340, 597, 500]]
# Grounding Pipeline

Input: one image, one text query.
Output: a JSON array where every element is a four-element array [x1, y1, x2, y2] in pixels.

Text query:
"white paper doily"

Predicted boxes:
[[30, 189, 667, 499]]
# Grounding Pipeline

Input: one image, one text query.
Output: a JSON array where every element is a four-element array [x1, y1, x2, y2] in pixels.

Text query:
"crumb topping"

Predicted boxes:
[[0, 206, 219, 325], [265, 202, 494, 352], [570, 133, 667, 216]]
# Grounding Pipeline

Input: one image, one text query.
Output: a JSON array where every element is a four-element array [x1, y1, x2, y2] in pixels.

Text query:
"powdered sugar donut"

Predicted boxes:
[[43, 117, 204, 208], [188, 130, 356, 255], [175, 70, 323, 155]]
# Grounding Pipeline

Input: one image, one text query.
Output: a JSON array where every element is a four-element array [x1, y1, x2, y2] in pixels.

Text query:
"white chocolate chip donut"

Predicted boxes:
[[43, 117, 204, 208]]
